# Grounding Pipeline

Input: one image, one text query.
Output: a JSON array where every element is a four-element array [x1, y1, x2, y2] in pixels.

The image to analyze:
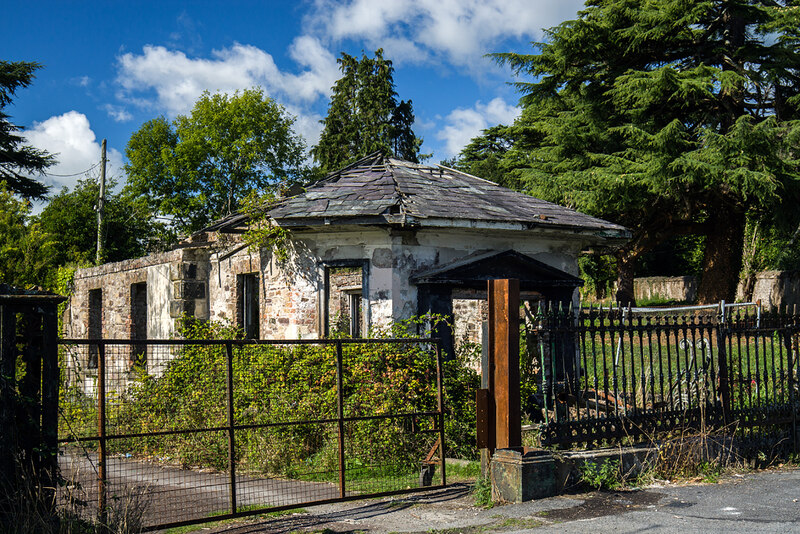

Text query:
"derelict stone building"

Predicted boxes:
[[63, 153, 628, 360]]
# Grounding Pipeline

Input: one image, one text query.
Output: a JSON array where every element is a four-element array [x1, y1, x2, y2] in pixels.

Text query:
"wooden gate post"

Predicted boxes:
[[488, 279, 521, 450]]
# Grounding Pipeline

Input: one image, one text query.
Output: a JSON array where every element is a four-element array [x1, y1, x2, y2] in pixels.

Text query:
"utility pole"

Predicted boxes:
[[96, 139, 107, 265]]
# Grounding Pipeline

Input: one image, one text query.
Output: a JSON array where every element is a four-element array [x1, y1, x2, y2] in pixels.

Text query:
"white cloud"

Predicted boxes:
[[115, 39, 338, 116], [437, 97, 519, 157], [114, 39, 339, 148], [103, 104, 133, 122], [24, 111, 124, 194], [306, 0, 584, 68]]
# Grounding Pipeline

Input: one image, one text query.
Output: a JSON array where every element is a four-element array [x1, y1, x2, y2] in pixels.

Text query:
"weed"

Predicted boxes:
[[496, 517, 544, 529], [472, 476, 493, 508], [579, 459, 622, 490], [697, 461, 721, 483], [1, 459, 149, 534]]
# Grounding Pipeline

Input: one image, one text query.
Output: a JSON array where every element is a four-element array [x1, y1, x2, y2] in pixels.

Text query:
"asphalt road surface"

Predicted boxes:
[[58, 448, 340, 527], [205, 467, 800, 533]]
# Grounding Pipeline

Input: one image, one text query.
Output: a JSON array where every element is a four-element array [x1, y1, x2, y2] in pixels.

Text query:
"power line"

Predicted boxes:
[[42, 161, 101, 178]]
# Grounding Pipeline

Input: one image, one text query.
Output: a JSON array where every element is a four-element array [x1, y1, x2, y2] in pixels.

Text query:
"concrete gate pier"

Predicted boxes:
[[491, 448, 556, 503]]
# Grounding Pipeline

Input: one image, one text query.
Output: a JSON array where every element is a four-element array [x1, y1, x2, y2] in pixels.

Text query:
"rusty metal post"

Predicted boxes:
[[335, 340, 346, 498], [488, 279, 521, 450], [225, 342, 237, 514], [435, 340, 446, 486], [97, 342, 107, 527]]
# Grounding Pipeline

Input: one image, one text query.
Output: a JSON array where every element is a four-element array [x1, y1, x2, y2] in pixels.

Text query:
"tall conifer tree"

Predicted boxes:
[[0, 61, 53, 199], [494, 0, 800, 304], [312, 50, 423, 172]]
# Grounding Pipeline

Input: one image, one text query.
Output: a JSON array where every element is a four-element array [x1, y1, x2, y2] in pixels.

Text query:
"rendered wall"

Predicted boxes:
[[737, 270, 800, 310], [633, 276, 698, 303]]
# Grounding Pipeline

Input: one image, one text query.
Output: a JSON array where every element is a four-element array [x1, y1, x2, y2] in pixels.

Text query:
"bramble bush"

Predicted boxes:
[[91, 315, 478, 480]]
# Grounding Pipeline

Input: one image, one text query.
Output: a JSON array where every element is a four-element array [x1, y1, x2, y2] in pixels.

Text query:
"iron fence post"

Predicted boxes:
[[97, 342, 107, 529], [716, 301, 731, 425], [225, 342, 237, 514], [435, 340, 446, 486], [335, 340, 346, 499]]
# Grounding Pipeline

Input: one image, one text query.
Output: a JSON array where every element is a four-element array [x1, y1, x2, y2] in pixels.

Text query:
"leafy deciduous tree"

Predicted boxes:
[[125, 88, 307, 236], [38, 176, 160, 266], [0, 182, 57, 288]]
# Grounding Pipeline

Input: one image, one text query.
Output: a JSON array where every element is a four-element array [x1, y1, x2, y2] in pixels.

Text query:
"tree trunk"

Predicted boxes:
[[697, 210, 746, 304], [614, 249, 637, 306]]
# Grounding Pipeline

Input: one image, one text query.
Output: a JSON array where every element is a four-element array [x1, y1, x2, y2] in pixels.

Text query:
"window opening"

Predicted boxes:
[[130, 282, 147, 368], [88, 289, 102, 369], [237, 273, 260, 339], [348, 291, 363, 337], [325, 264, 366, 337]]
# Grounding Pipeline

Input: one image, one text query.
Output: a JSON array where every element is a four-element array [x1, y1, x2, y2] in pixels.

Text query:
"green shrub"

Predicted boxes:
[[87, 315, 479, 479]]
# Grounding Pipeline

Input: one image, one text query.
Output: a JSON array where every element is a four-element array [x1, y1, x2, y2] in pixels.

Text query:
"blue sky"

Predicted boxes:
[[5, 0, 584, 196]]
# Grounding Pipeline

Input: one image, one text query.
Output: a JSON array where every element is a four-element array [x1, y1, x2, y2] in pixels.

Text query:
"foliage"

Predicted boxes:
[[38, 176, 161, 265], [578, 254, 617, 302], [239, 191, 292, 263], [579, 458, 622, 490], [491, 0, 800, 304], [445, 125, 518, 189], [312, 49, 424, 173], [124, 88, 308, 237], [0, 182, 58, 288], [637, 235, 706, 279], [740, 212, 800, 300], [84, 315, 479, 479], [472, 476, 494, 508], [0, 61, 53, 199]]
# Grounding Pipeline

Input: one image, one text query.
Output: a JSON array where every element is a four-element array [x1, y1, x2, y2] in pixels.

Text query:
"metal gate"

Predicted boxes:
[[58, 337, 445, 531]]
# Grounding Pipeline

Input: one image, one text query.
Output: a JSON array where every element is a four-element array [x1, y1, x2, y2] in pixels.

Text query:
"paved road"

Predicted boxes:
[[208, 468, 800, 533], [58, 448, 340, 527]]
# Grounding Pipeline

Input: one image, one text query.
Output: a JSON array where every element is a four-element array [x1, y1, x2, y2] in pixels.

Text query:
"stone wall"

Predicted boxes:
[[736, 270, 800, 310], [66, 225, 587, 354], [634, 276, 697, 303]]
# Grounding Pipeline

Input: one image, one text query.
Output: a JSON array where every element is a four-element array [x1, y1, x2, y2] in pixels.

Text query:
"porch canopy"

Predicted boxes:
[[412, 250, 583, 358]]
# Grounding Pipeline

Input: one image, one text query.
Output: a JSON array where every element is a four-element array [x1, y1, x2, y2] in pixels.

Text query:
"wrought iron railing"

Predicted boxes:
[[527, 303, 800, 449]]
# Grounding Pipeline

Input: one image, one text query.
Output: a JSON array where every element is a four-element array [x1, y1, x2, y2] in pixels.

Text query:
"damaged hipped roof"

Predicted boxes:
[[205, 152, 629, 238]]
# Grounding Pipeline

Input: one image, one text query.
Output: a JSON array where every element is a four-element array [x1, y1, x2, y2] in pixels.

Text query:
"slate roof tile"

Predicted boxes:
[[235, 153, 629, 235]]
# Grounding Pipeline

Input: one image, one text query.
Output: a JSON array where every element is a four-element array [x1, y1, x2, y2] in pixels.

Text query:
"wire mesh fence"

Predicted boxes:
[[58, 338, 445, 531], [526, 303, 800, 449]]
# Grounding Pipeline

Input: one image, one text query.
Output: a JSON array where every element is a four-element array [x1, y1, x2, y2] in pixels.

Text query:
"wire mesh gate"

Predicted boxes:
[[57, 337, 445, 531], [528, 303, 800, 449]]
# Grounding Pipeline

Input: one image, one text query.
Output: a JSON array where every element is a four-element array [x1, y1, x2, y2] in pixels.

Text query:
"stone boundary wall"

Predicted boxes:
[[634, 276, 697, 303], [737, 270, 800, 310]]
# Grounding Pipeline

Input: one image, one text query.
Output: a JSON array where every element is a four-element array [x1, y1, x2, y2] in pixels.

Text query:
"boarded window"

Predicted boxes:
[[237, 273, 260, 339], [88, 289, 102, 369], [130, 282, 147, 367]]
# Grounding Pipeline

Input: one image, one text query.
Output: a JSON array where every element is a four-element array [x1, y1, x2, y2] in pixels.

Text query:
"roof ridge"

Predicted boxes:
[[435, 162, 500, 186], [384, 159, 409, 215]]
